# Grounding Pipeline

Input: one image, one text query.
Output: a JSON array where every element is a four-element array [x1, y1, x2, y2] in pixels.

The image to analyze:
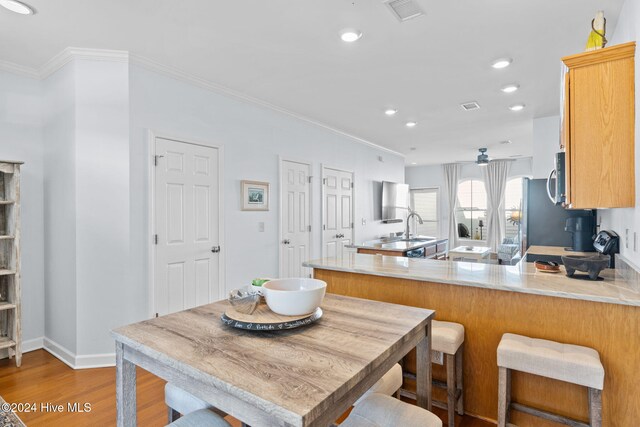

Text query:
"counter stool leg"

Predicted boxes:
[[497, 366, 511, 427], [446, 353, 456, 427], [588, 388, 602, 427], [455, 344, 464, 416], [168, 408, 180, 423]]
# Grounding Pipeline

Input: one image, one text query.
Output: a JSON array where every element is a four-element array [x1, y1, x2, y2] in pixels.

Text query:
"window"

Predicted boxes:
[[456, 180, 487, 241], [504, 177, 523, 240], [410, 188, 439, 237]]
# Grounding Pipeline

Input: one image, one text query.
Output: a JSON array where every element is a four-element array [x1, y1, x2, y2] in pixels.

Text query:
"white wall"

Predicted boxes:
[[42, 62, 78, 354], [75, 59, 131, 356], [405, 158, 532, 238], [532, 116, 560, 179], [598, 0, 640, 266], [0, 71, 45, 348], [129, 64, 405, 318]]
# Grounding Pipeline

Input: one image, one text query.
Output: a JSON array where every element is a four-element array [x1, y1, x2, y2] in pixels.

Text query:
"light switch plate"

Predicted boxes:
[[626, 229, 630, 248]]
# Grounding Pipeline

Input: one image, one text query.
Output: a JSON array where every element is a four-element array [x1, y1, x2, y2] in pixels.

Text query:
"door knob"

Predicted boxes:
[[283, 239, 291, 245], [211, 245, 221, 253]]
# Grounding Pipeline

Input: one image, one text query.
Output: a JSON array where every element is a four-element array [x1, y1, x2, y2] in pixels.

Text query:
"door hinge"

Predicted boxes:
[[351, 222, 354, 228], [323, 224, 326, 231], [155, 312, 159, 318], [154, 234, 158, 245], [308, 176, 312, 183], [351, 182, 354, 188], [323, 178, 327, 185], [307, 225, 311, 232]]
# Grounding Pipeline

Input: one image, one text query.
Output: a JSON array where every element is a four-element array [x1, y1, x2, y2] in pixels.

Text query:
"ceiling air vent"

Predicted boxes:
[[460, 101, 481, 111], [384, 0, 425, 22]]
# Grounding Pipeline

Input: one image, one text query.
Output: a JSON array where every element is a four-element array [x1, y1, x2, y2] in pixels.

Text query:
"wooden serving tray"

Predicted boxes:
[[221, 302, 322, 331]]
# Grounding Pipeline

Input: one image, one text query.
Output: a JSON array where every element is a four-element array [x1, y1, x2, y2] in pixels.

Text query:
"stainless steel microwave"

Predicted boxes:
[[546, 152, 566, 205]]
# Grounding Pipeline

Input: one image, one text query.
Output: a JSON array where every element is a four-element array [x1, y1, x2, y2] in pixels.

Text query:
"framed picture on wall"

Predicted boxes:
[[241, 180, 270, 211]]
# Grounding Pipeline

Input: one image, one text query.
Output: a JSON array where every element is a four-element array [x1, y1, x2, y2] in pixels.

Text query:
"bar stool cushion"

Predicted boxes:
[[497, 333, 604, 390], [165, 383, 211, 416], [354, 363, 403, 406], [432, 320, 464, 355], [166, 408, 231, 427], [341, 394, 442, 427]]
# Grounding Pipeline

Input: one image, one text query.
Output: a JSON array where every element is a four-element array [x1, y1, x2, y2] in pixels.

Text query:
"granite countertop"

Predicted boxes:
[[349, 237, 447, 252], [303, 253, 640, 307]]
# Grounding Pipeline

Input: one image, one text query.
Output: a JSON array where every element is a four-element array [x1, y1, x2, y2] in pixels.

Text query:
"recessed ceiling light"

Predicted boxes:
[[492, 58, 512, 69], [409, 147, 417, 151], [509, 104, 525, 112], [411, 162, 417, 165], [500, 140, 513, 145], [406, 121, 417, 128], [0, 0, 34, 14], [384, 108, 398, 116], [501, 84, 520, 93], [340, 29, 362, 42]]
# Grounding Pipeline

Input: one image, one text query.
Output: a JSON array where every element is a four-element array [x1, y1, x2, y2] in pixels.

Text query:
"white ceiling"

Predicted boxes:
[[0, 0, 624, 165]]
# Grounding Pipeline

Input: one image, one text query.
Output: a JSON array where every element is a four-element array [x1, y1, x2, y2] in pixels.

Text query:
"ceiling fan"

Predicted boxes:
[[476, 148, 490, 166], [454, 148, 515, 166]]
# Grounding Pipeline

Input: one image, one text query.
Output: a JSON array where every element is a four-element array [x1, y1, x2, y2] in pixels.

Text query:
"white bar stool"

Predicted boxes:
[[166, 408, 231, 427], [341, 393, 442, 427], [354, 363, 403, 405], [165, 384, 246, 425], [497, 333, 605, 427], [431, 320, 464, 427], [402, 320, 464, 427]]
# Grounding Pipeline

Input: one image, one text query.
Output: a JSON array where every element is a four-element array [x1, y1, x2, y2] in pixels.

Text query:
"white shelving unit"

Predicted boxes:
[[0, 160, 22, 367]]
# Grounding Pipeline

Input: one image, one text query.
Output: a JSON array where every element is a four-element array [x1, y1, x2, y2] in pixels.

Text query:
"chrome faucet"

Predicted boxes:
[[405, 208, 423, 239]]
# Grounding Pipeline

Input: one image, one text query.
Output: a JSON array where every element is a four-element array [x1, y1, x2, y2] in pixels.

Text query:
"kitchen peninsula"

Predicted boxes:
[[304, 253, 640, 426]]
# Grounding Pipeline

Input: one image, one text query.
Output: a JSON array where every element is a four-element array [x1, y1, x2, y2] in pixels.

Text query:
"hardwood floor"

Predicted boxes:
[[0, 350, 493, 427]]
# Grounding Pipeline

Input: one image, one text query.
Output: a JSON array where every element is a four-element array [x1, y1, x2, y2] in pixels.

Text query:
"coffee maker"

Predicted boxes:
[[565, 216, 596, 252]]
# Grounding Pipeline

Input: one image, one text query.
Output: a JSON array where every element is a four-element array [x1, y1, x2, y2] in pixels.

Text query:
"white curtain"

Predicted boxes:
[[443, 163, 461, 250], [483, 161, 512, 252]]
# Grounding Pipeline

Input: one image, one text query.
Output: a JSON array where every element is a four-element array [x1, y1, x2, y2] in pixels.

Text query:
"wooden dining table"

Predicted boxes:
[[112, 293, 435, 427]]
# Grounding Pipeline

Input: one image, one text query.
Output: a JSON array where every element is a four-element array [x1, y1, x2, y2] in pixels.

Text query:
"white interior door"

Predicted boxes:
[[322, 167, 354, 258], [280, 160, 311, 278], [154, 137, 221, 316]]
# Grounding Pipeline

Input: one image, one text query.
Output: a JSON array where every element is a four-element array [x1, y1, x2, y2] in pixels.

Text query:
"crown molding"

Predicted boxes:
[[0, 59, 40, 79], [3, 47, 403, 158], [39, 47, 129, 79]]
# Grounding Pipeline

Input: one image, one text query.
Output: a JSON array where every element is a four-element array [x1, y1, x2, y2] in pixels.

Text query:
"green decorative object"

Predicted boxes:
[[251, 278, 272, 287]]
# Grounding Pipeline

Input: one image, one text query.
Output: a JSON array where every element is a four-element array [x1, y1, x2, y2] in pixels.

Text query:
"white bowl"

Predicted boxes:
[[262, 278, 327, 316]]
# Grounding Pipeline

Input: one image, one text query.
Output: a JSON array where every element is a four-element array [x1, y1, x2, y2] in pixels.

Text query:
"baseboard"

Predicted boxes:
[[43, 337, 76, 369], [43, 338, 115, 369], [23, 336, 44, 352], [75, 352, 115, 369], [0, 336, 45, 360]]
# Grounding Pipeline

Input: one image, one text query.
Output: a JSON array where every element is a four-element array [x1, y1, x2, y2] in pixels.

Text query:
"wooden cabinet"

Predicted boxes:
[[0, 161, 22, 367], [561, 42, 635, 209]]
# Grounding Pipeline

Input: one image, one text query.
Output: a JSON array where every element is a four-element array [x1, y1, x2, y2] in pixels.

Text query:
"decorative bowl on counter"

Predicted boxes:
[[262, 278, 327, 316], [534, 260, 561, 273], [561, 254, 610, 280]]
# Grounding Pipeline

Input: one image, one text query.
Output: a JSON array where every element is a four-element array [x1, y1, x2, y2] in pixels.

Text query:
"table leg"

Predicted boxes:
[[416, 320, 432, 411], [116, 342, 137, 427]]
